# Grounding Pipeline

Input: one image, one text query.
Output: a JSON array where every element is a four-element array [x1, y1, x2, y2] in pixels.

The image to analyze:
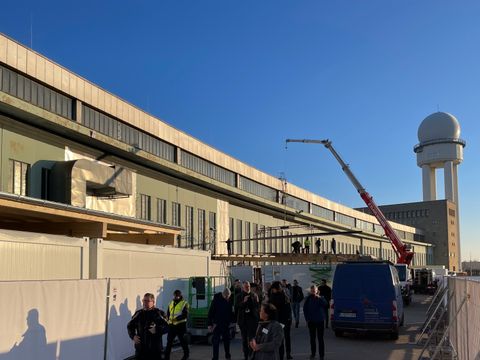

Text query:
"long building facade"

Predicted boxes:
[[0, 33, 434, 273]]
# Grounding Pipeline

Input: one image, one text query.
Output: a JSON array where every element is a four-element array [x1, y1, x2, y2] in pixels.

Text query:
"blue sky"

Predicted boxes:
[[1, 1, 479, 261]]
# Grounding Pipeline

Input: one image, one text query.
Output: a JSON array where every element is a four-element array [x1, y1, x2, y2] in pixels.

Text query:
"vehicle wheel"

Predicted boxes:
[[184, 333, 192, 344], [391, 331, 399, 340], [206, 333, 213, 345], [335, 330, 343, 337]]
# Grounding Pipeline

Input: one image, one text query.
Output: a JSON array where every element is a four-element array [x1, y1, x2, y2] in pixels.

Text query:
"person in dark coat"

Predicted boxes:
[[236, 281, 260, 360], [291, 280, 304, 328], [291, 241, 301, 254], [268, 281, 292, 360], [303, 285, 327, 360], [127, 293, 168, 360], [208, 288, 233, 360], [249, 303, 284, 360], [330, 238, 336, 254], [318, 280, 332, 328]]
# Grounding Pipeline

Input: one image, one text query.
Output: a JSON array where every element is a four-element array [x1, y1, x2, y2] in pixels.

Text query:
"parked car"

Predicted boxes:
[[331, 261, 404, 340]]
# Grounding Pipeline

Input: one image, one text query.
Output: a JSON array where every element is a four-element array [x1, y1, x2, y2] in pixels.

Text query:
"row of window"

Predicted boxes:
[[138, 194, 216, 251], [239, 176, 277, 202], [82, 105, 175, 162], [180, 151, 236, 187], [0, 64, 73, 119], [385, 209, 430, 220]]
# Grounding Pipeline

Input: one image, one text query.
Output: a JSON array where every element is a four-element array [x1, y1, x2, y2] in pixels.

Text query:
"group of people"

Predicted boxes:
[[127, 278, 332, 360], [291, 238, 337, 255], [127, 290, 190, 360]]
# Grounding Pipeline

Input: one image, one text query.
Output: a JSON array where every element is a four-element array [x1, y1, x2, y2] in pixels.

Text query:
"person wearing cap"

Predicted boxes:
[[164, 290, 190, 360]]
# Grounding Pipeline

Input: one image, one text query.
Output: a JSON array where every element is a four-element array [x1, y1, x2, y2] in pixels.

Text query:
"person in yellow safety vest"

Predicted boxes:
[[164, 290, 190, 360], [304, 238, 311, 254]]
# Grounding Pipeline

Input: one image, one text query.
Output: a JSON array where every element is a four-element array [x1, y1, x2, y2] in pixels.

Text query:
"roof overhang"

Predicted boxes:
[[0, 192, 181, 245]]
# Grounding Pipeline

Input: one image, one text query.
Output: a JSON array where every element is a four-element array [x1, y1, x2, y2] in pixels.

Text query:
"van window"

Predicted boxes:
[[394, 265, 407, 282], [334, 265, 394, 301]]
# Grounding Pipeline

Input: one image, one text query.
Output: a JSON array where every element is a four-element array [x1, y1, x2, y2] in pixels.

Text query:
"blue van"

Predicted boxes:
[[330, 261, 404, 339]]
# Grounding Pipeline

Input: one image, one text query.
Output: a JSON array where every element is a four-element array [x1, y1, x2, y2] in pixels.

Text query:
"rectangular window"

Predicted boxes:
[[208, 211, 217, 253], [244, 221, 251, 255], [8, 159, 30, 196], [252, 223, 259, 254], [236, 219, 243, 254], [198, 209, 206, 250], [139, 194, 151, 221], [157, 198, 167, 224], [229, 218, 234, 253], [172, 202, 181, 227], [186, 206, 194, 248]]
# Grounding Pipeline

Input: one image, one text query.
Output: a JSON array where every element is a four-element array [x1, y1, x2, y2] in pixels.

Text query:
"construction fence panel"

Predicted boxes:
[[449, 278, 480, 360], [0, 279, 107, 360]]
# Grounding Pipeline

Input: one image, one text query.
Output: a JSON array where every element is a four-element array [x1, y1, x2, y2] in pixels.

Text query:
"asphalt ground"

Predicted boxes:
[[170, 295, 431, 360]]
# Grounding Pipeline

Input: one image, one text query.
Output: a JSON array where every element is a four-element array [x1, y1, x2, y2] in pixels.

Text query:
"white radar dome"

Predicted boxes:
[[418, 112, 461, 143]]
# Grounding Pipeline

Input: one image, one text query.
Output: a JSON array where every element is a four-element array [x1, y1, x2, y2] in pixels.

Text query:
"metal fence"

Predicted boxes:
[[448, 277, 480, 360]]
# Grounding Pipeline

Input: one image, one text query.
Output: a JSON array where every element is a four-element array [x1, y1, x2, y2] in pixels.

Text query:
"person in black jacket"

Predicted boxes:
[[235, 281, 260, 360], [268, 281, 293, 360], [208, 288, 233, 360], [127, 293, 168, 360], [303, 285, 327, 360], [291, 280, 304, 328], [318, 280, 332, 328]]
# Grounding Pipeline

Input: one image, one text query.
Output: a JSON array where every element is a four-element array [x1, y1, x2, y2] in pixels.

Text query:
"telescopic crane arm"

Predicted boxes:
[[285, 138, 414, 265]]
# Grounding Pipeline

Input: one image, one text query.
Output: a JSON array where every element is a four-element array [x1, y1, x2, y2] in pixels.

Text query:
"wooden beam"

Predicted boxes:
[[0, 221, 107, 238], [212, 253, 371, 263], [0, 197, 180, 235]]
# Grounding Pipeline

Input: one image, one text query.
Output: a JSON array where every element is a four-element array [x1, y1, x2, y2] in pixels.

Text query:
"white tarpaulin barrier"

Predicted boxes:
[[0, 279, 107, 360]]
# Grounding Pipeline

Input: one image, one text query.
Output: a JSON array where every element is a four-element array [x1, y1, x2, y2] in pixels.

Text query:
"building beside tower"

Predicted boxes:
[[0, 33, 464, 280]]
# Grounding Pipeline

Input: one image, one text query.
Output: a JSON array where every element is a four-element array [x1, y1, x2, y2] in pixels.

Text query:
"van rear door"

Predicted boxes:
[[333, 264, 395, 326]]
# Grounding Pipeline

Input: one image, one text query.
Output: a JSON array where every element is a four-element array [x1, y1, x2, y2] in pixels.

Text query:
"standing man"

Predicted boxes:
[[235, 281, 260, 360], [269, 281, 293, 360], [304, 238, 311, 254], [127, 293, 167, 360], [315, 239, 321, 254], [318, 280, 332, 328], [331, 238, 337, 255], [226, 238, 233, 255], [164, 290, 190, 360], [291, 280, 304, 328], [208, 288, 233, 360], [303, 285, 327, 360]]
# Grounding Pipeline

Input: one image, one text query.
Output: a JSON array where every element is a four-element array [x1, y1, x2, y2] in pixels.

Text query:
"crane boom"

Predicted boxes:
[[286, 138, 414, 265]]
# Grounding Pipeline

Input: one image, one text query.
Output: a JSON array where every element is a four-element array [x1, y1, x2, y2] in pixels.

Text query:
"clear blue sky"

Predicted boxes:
[[1, 1, 479, 261]]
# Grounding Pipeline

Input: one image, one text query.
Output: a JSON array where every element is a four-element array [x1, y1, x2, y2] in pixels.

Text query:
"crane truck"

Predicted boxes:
[[285, 139, 414, 265], [286, 139, 414, 305]]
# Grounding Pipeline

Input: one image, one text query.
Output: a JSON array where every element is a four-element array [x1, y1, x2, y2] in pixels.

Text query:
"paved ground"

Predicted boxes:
[[171, 295, 431, 360]]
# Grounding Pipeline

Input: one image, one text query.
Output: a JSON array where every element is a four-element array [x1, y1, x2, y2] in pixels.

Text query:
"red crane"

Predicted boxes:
[[286, 139, 414, 265]]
